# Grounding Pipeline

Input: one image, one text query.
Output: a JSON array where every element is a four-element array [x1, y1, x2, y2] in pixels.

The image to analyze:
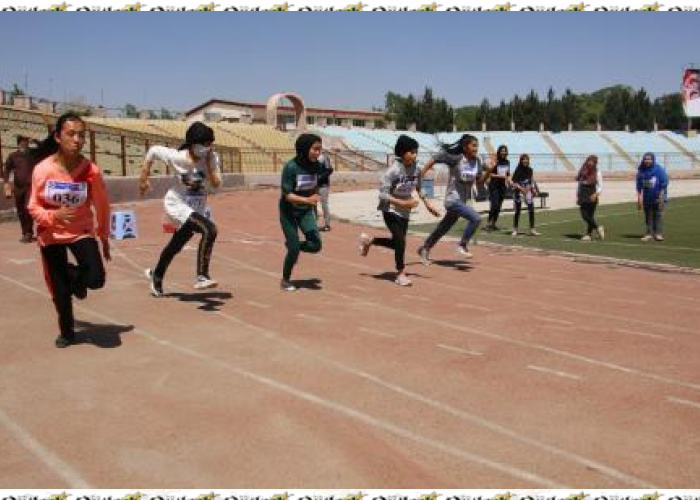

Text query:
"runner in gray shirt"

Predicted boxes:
[[417, 134, 484, 264], [359, 135, 439, 287]]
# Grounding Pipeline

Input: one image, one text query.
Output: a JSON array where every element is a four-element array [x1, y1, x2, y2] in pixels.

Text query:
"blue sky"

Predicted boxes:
[[0, 14, 698, 112]]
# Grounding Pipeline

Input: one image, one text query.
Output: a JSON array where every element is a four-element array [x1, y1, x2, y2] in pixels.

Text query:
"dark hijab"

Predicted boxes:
[[294, 133, 322, 169]]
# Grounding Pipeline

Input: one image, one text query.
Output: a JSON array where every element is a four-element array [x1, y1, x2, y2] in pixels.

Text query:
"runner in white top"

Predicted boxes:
[[138, 122, 223, 296]]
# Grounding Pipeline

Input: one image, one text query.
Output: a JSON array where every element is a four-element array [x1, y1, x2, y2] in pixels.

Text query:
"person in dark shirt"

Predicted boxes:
[[511, 154, 541, 237], [3, 136, 37, 243], [484, 144, 511, 232]]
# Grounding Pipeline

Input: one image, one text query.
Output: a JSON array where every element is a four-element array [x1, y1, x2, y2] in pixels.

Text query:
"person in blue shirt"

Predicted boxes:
[[636, 152, 669, 242]]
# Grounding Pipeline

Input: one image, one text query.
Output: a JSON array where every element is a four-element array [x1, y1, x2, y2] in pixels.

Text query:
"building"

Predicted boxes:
[[185, 95, 391, 131]]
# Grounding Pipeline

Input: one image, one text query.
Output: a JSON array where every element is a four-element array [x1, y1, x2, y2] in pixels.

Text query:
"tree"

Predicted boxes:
[[123, 103, 139, 118], [522, 90, 541, 130], [562, 88, 578, 130], [476, 99, 491, 130], [160, 108, 174, 120]]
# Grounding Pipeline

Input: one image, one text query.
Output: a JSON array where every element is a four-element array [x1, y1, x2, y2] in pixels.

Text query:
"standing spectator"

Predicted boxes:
[[317, 149, 334, 232], [511, 154, 540, 237], [576, 155, 604, 242], [3, 135, 37, 243], [485, 144, 510, 232], [636, 152, 669, 242]]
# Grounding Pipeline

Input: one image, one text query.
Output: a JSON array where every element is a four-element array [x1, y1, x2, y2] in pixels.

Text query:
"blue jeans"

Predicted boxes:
[[424, 201, 482, 249]]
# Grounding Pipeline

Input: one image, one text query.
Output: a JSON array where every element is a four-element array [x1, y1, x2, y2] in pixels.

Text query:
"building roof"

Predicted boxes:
[[185, 98, 384, 120]]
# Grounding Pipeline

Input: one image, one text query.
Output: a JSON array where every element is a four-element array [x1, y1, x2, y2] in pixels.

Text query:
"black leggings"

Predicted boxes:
[[41, 238, 105, 337], [154, 212, 217, 280], [372, 211, 409, 272], [513, 200, 535, 229], [579, 201, 599, 235], [488, 188, 506, 225]]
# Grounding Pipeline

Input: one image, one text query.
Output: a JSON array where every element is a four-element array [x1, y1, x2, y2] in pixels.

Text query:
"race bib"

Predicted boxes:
[[643, 177, 657, 189], [296, 174, 318, 191], [185, 192, 207, 212], [394, 176, 417, 197], [459, 160, 478, 183], [45, 180, 88, 208], [526, 190, 534, 204], [497, 165, 509, 176]]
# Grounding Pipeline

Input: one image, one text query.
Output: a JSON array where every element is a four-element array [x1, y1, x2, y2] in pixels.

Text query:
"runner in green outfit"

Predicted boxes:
[[279, 134, 324, 292]]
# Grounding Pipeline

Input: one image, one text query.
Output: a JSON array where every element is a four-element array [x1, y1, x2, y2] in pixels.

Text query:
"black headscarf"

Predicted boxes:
[[294, 133, 322, 168]]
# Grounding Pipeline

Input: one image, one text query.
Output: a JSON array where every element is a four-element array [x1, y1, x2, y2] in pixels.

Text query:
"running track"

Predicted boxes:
[[1, 189, 699, 487]]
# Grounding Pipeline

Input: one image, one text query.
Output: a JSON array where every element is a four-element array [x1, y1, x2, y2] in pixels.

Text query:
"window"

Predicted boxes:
[[203, 112, 222, 121], [334, 118, 343, 126], [306, 116, 315, 125], [353, 119, 366, 127]]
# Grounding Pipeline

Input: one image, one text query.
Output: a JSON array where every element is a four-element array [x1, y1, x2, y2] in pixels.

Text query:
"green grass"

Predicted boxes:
[[412, 195, 700, 269]]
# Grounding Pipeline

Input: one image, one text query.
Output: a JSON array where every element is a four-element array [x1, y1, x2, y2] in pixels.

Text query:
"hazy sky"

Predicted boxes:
[[0, 13, 698, 112]]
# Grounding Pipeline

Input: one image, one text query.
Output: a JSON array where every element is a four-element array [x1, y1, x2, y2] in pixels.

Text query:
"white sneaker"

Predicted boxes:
[[145, 268, 164, 297], [417, 246, 431, 266], [395, 273, 412, 287], [581, 234, 592, 242], [194, 276, 218, 290], [359, 233, 372, 257], [511, 229, 519, 237], [529, 229, 541, 236], [641, 234, 653, 242], [654, 234, 664, 241], [457, 246, 474, 259], [596, 226, 605, 240]]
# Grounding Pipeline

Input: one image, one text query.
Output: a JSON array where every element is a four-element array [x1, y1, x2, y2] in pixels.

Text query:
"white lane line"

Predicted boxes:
[[8, 258, 35, 265], [527, 365, 582, 381], [406, 295, 430, 302], [609, 298, 647, 306], [231, 226, 700, 322], [106, 253, 656, 487], [216, 250, 700, 394], [535, 316, 574, 326], [667, 397, 700, 411], [296, 313, 324, 323], [0, 407, 93, 488], [245, 300, 271, 309], [359, 327, 396, 339], [456, 304, 493, 313], [437, 344, 484, 357], [0, 272, 565, 488], [615, 328, 670, 341]]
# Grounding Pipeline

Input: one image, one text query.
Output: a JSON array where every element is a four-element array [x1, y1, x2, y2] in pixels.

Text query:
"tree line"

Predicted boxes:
[[385, 85, 693, 133]]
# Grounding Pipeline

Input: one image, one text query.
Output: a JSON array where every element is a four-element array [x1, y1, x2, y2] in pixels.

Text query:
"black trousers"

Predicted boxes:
[[579, 201, 599, 234], [154, 212, 217, 280], [513, 199, 535, 229], [373, 211, 409, 271], [14, 188, 33, 237], [41, 238, 105, 337]]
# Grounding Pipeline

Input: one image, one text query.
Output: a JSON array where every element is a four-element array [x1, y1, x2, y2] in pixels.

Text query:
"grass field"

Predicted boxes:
[[412, 195, 700, 269]]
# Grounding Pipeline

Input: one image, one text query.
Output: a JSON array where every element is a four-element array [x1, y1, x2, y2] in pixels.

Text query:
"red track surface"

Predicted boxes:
[[1, 189, 699, 488]]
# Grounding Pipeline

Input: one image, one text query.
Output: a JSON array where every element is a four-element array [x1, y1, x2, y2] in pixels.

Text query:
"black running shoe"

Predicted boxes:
[[145, 268, 164, 297], [55, 333, 75, 348]]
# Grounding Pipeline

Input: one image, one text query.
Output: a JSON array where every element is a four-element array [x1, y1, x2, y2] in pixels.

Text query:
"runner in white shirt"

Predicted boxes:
[[139, 122, 223, 296]]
